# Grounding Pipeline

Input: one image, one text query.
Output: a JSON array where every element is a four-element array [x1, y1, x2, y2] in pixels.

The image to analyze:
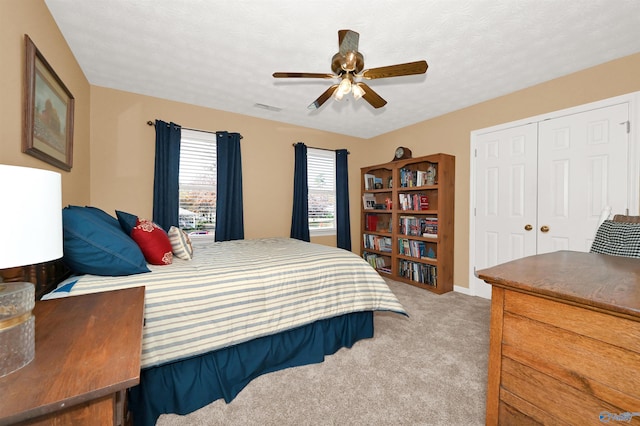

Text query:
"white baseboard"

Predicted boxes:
[[453, 285, 472, 295]]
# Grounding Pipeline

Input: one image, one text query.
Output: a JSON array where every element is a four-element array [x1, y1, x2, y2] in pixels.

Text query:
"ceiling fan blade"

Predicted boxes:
[[308, 84, 339, 110], [356, 82, 387, 109], [360, 60, 428, 80], [338, 29, 359, 55], [273, 72, 335, 79]]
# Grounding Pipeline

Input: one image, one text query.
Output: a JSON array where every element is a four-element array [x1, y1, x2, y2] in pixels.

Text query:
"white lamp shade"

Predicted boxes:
[[0, 165, 63, 269]]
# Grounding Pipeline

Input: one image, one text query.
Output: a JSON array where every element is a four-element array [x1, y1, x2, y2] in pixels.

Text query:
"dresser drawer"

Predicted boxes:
[[504, 290, 640, 353], [499, 290, 640, 423]]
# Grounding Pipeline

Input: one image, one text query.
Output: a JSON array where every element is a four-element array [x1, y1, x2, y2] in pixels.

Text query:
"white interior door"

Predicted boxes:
[[537, 103, 630, 253], [473, 123, 538, 299]]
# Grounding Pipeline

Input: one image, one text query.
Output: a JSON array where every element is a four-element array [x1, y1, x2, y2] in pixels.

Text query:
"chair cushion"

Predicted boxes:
[[590, 220, 640, 258]]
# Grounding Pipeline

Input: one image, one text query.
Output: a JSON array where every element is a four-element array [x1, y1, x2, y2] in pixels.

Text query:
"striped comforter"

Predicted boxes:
[[51, 238, 406, 368]]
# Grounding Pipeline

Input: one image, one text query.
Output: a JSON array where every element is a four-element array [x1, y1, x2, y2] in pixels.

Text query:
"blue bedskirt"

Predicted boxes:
[[128, 311, 374, 426]]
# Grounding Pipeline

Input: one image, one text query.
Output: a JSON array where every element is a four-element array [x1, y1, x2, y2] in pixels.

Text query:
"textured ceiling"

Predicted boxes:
[[44, 0, 640, 139]]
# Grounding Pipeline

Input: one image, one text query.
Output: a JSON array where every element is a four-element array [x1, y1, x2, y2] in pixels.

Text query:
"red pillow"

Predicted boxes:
[[131, 219, 173, 265]]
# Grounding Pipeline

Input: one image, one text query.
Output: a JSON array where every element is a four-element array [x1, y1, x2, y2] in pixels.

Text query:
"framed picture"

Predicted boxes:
[[362, 194, 376, 210], [23, 35, 74, 171]]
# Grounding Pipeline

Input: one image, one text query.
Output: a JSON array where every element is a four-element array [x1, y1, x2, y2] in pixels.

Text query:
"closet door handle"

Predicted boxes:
[[540, 225, 550, 233], [524, 224, 533, 231]]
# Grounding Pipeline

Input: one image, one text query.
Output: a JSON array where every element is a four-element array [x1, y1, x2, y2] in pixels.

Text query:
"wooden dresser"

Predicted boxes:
[[0, 286, 144, 426], [478, 251, 640, 425]]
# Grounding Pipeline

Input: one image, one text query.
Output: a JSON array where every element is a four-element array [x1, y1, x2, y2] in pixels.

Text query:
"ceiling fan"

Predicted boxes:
[[273, 29, 428, 110]]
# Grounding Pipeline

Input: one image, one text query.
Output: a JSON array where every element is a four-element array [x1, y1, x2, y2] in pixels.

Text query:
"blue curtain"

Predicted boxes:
[[335, 149, 351, 251], [152, 120, 181, 231], [290, 142, 310, 241], [215, 131, 244, 241]]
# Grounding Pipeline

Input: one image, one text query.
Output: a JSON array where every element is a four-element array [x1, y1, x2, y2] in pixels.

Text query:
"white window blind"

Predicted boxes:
[[179, 129, 216, 238], [307, 148, 336, 234]]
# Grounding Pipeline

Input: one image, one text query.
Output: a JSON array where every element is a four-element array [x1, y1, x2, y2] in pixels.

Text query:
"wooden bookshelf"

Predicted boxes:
[[361, 153, 455, 294]]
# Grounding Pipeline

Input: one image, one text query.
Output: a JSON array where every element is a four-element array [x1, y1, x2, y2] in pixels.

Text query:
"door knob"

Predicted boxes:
[[524, 224, 533, 231], [540, 225, 550, 233]]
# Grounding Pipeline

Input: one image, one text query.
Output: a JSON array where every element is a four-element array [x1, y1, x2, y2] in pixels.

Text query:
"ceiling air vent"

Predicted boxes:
[[254, 103, 282, 112]]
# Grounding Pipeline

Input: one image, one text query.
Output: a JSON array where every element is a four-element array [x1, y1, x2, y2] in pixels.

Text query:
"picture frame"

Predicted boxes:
[[23, 34, 74, 171], [362, 194, 376, 210]]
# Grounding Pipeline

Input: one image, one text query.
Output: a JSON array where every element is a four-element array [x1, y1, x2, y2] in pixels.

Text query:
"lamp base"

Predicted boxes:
[[0, 282, 35, 377]]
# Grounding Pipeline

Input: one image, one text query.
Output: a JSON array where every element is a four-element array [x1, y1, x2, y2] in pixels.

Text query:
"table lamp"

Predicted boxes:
[[0, 165, 62, 377]]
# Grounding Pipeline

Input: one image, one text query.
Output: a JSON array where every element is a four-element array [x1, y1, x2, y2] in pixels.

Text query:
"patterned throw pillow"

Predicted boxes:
[[168, 226, 194, 260], [131, 219, 174, 265]]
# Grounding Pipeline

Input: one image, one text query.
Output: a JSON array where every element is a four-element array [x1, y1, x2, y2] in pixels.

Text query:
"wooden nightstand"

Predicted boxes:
[[0, 286, 145, 426]]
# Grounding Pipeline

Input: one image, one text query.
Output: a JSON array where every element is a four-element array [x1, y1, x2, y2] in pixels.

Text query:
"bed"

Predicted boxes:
[[34, 208, 407, 426]]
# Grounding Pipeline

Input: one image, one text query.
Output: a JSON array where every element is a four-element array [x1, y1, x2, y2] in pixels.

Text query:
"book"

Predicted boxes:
[[366, 213, 378, 231], [419, 195, 429, 210], [416, 170, 428, 186]]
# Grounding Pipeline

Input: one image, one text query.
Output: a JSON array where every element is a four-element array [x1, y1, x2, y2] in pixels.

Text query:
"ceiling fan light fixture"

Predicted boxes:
[[334, 77, 352, 100], [352, 83, 365, 100]]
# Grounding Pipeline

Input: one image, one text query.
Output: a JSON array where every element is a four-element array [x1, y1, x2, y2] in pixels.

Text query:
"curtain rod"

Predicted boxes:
[[292, 143, 349, 155], [147, 120, 243, 139]]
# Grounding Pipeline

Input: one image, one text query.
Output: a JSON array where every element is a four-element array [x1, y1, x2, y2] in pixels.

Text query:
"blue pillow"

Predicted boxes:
[[62, 206, 150, 276], [84, 206, 121, 228], [115, 210, 138, 235]]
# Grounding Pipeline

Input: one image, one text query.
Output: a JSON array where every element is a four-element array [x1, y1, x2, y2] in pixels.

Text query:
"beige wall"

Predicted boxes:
[[89, 86, 368, 246], [0, 0, 91, 206], [368, 53, 640, 289]]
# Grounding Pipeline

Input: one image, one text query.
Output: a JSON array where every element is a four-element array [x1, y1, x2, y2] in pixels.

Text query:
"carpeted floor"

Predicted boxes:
[[156, 279, 491, 426]]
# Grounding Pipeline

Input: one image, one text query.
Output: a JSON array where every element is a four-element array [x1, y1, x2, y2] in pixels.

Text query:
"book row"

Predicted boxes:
[[363, 234, 392, 253], [398, 238, 436, 259], [398, 260, 437, 286], [399, 164, 437, 188], [399, 216, 439, 237], [363, 252, 391, 274], [398, 193, 429, 211]]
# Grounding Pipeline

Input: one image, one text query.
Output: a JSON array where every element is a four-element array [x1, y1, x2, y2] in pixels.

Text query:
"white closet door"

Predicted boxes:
[[537, 103, 630, 253], [473, 123, 538, 299], [472, 101, 631, 299]]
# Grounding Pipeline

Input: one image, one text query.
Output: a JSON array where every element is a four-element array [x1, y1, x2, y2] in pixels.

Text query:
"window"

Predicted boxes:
[[179, 129, 216, 238], [307, 148, 336, 235]]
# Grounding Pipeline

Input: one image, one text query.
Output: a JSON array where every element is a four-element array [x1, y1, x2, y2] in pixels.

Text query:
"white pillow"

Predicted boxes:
[[168, 226, 194, 260]]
